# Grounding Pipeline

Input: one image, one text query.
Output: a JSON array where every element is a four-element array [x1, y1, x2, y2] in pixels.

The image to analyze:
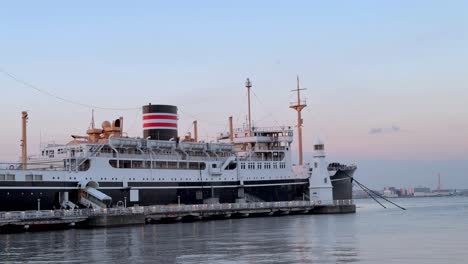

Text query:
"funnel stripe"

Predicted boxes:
[[143, 115, 177, 120], [143, 123, 177, 128]]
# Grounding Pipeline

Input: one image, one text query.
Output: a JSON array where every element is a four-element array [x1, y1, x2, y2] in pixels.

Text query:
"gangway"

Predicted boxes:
[[79, 187, 112, 209]]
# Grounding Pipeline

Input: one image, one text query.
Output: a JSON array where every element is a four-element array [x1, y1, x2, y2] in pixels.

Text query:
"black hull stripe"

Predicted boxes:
[[0, 179, 307, 188], [0, 182, 309, 190]]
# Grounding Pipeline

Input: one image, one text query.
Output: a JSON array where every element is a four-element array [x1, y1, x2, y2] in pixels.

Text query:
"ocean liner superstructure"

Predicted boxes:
[[0, 79, 356, 211]]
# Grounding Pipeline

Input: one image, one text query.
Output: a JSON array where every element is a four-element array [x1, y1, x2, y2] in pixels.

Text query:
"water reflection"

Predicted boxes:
[[0, 215, 359, 263]]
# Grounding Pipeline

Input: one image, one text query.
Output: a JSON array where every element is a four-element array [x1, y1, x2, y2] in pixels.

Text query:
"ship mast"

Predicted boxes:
[[245, 78, 252, 136], [193, 120, 198, 142], [21, 111, 28, 169], [289, 76, 307, 165]]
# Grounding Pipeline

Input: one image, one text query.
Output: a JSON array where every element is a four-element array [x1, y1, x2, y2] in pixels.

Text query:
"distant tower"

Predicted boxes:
[[290, 76, 307, 165], [308, 138, 333, 203]]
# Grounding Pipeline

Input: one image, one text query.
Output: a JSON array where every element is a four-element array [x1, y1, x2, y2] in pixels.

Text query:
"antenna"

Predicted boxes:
[[289, 76, 307, 166], [90, 109, 95, 129]]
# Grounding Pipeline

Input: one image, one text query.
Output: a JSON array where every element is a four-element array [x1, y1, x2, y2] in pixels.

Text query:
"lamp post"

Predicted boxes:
[[37, 198, 41, 211], [177, 195, 181, 206]]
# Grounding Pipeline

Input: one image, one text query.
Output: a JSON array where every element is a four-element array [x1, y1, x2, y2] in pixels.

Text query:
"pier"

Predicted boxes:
[[0, 200, 354, 233]]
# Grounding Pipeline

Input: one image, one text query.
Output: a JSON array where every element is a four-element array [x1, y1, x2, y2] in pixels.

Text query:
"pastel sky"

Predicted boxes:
[[1, 1, 467, 188]]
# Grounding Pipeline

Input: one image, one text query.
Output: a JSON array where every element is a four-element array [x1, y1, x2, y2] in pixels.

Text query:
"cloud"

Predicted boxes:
[[369, 125, 400, 135]]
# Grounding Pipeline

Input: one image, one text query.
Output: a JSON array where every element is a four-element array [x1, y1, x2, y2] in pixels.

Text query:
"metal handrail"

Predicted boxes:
[[0, 200, 354, 220]]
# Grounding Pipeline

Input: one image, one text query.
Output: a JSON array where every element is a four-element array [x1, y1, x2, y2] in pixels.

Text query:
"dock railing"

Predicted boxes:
[[0, 200, 354, 221]]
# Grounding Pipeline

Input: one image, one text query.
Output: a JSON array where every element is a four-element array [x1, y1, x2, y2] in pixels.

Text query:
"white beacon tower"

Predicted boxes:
[[309, 138, 333, 204]]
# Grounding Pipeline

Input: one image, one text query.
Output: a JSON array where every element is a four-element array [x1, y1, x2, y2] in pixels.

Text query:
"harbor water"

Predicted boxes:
[[1, 197, 467, 263]]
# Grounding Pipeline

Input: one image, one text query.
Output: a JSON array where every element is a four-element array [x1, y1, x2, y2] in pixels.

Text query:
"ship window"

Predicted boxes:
[[0, 174, 5, 181], [241, 163, 246, 169], [79, 160, 91, 171], [122, 160, 131, 168], [6, 174, 15, 181], [314, 162, 318, 168], [154, 161, 166, 169], [179, 162, 188, 169], [25, 174, 33, 181], [257, 163, 262, 169], [212, 164, 217, 168], [273, 163, 278, 169], [132, 160, 143, 168], [314, 144, 324, 151], [109, 160, 117, 168], [225, 162, 237, 170], [324, 178, 327, 184], [168, 161, 178, 169]]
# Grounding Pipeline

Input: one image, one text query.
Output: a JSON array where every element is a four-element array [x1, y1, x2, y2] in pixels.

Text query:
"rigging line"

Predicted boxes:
[[354, 182, 387, 209], [353, 178, 407, 211], [231, 88, 249, 129], [178, 108, 226, 127], [128, 107, 141, 135], [0, 67, 140, 111], [251, 90, 282, 127], [342, 171, 406, 210], [181, 121, 194, 137]]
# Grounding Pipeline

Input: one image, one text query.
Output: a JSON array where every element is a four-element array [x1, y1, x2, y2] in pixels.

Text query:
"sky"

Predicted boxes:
[[1, 1, 467, 189]]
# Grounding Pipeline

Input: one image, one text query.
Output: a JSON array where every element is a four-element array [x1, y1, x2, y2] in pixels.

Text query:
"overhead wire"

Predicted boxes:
[[0, 67, 139, 111], [251, 89, 282, 127]]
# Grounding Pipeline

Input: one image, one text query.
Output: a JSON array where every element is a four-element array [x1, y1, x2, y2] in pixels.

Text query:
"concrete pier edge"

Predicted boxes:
[[0, 201, 356, 233]]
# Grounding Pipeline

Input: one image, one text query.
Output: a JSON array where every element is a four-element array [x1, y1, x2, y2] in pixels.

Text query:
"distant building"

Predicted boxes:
[[383, 187, 398, 198], [414, 187, 431, 197]]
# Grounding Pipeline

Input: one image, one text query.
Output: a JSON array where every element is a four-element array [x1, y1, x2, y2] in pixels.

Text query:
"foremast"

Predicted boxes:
[[289, 76, 307, 165]]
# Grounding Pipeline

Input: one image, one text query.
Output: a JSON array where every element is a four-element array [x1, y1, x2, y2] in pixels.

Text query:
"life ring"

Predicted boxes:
[[317, 200, 321, 205], [8, 165, 15, 170]]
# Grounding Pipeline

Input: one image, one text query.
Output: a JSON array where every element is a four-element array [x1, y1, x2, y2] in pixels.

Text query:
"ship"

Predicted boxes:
[[0, 79, 356, 211]]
